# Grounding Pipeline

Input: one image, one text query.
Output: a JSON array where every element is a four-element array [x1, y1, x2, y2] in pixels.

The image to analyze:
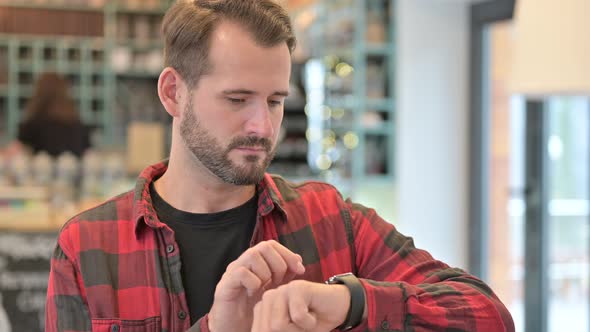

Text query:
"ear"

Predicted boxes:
[[158, 67, 186, 117]]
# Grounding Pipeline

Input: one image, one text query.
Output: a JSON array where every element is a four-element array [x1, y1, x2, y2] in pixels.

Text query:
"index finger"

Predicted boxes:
[[264, 240, 305, 275]]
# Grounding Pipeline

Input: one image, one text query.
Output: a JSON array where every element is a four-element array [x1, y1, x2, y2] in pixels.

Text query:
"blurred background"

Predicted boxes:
[[0, 0, 588, 331]]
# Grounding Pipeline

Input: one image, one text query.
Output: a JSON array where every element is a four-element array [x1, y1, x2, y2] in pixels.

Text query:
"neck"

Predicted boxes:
[[154, 135, 257, 214]]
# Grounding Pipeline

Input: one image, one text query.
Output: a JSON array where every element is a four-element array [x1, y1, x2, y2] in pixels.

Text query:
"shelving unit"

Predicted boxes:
[[297, 0, 396, 194], [1, 0, 400, 187], [0, 0, 173, 147], [0, 0, 314, 179], [1, 36, 109, 133], [268, 69, 311, 179]]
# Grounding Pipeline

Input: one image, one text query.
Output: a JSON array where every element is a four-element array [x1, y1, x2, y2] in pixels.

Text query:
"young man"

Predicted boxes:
[[46, 1, 515, 331]]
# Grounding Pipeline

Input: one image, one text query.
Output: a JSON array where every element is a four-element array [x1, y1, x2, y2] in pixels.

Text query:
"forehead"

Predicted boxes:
[[204, 21, 292, 88]]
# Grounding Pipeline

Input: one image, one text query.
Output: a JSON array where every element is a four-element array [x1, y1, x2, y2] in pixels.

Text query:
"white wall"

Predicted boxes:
[[396, 0, 470, 269]]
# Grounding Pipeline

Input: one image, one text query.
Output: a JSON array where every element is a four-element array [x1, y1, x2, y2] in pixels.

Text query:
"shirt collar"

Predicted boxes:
[[132, 160, 288, 238], [258, 173, 288, 219]]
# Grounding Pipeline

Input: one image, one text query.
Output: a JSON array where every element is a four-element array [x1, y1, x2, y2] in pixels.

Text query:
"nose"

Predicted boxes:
[[244, 102, 275, 138]]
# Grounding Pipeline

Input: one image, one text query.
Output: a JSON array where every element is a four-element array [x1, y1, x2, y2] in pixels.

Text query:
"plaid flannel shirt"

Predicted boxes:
[[46, 161, 514, 332]]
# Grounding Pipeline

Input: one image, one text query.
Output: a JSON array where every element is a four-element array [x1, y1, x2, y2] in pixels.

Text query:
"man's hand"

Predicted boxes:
[[208, 240, 305, 332], [250, 280, 351, 332]]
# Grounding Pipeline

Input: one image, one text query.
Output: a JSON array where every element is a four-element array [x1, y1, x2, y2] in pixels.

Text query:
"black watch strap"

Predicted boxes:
[[326, 272, 365, 331]]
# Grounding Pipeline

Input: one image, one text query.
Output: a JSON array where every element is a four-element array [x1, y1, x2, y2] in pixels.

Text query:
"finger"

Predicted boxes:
[[228, 248, 275, 290], [267, 241, 305, 275], [256, 242, 289, 285], [229, 241, 305, 293], [261, 288, 305, 332], [260, 291, 275, 331], [252, 301, 263, 332], [267, 289, 289, 331], [253, 241, 304, 287], [288, 289, 317, 330], [267, 297, 305, 332], [282, 269, 298, 285], [217, 266, 262, 299], [243, 249, 273, 287]]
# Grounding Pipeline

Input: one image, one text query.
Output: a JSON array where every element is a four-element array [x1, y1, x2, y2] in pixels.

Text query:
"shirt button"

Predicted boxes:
[[381, 320, 390, 330], [166, 244, 175, 253], [178, 310, 187, 320], [111, 324, 120, 332]]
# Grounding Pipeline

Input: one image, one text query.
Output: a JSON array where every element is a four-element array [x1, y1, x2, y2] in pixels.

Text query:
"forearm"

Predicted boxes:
[[346, 203, 514, 331], [358, 274, 514, 332]]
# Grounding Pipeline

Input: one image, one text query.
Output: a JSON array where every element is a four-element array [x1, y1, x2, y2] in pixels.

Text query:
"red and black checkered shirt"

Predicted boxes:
[[46, 161, 514, 332]]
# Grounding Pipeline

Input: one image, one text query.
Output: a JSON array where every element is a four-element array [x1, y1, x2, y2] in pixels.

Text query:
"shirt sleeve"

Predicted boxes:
[[45, 240, 92, 332], [345, 200, 515, 332]]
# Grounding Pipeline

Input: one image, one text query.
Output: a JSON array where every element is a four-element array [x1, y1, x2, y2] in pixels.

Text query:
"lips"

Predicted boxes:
[[236, 146, 266, 152], [228, 137, 272, 153]]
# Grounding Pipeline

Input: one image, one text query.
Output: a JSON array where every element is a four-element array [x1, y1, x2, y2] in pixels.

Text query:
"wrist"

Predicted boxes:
[[326, 273, 365, 331], [333, 284, 351, 326]]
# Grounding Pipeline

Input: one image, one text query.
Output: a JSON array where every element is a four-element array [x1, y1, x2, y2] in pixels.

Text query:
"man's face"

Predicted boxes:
[[179, 21, 291, 185]]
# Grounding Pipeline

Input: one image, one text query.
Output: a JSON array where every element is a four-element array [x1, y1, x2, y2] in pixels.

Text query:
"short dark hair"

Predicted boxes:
[[162, 0, 296, 88]]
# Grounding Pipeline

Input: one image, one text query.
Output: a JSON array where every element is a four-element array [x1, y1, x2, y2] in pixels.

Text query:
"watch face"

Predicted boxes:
[[326, 272, 354, 284]]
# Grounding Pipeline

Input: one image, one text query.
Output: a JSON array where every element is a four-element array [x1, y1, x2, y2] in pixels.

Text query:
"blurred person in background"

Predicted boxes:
[[45, 1, 514, 332], [3, 72, 90, 159]]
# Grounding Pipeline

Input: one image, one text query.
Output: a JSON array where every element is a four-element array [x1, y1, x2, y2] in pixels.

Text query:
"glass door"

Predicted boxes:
[[476, 15, 589, 332], [484, 21, 526, 331], [546, 97, 589, 331]]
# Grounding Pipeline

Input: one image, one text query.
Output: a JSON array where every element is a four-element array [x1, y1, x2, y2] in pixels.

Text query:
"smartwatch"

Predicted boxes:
[[325, 272, 365, 331]]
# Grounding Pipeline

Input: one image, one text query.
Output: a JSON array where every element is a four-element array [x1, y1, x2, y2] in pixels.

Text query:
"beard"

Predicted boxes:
[[179, 99, 276, 185]]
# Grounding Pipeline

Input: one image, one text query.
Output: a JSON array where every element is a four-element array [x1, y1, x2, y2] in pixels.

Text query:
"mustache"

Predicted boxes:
[[227, 136, 272, 152]]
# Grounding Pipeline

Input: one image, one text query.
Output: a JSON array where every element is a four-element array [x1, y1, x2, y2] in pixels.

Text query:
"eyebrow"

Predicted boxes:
[[222, 89, 289, 97]]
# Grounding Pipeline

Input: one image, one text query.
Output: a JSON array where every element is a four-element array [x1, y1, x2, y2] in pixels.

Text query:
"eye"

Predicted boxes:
[[227, 97, 246, 104], [268, 100, 283, 107]]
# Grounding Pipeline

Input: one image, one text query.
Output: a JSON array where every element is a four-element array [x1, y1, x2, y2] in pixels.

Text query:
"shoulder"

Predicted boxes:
[[57, 190, 135, 255], [268, 174, 345, 203], [68, 190, 134, 224]]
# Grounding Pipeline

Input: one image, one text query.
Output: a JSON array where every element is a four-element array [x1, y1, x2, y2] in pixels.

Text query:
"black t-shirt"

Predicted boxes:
[[149, 183, 257, 325]]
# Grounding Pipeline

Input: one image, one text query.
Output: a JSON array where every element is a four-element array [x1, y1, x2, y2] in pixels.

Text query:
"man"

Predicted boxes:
[[46, 1, 515, 331]]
